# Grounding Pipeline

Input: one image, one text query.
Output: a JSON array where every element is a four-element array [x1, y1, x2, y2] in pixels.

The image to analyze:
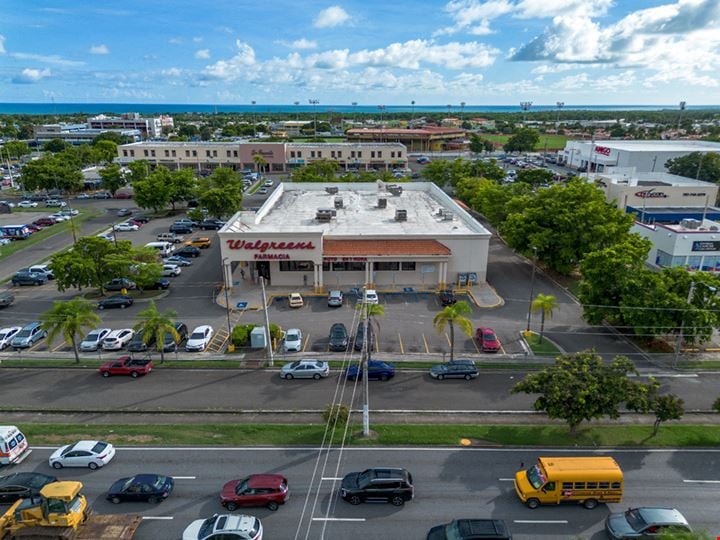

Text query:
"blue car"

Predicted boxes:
[[346, 360, 395, 381]]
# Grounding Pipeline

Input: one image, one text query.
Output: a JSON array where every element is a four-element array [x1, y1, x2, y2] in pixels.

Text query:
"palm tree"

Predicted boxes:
[[356, 302, 385, 361], [253, 154, 267, 175], [41, 299, 100, 363], [133, 301, 179, 364], [531, 293, 558, 343], [433, 300, 473, 362]]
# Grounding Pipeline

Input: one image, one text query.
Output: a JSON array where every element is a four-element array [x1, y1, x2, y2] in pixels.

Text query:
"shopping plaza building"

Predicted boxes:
[[218, 182, 490, 291]]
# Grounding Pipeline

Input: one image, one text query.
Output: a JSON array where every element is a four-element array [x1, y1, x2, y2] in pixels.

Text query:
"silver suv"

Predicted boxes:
[[10, 322, 47, 349]]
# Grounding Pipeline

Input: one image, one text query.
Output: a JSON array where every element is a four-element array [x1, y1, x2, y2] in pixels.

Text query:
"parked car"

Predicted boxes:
[[132, 214, 151, 224], [106, 474, 174, 504], [174, 218, 197, 228], [346, 360, 395, 381], [48, 440, 115, 470], [28, 264, 54, 280], [430, 359, 478, 380], [127, 332, 155, 353], [162, 322, 188, 352], [113, 222, 139, 232], [280, 359, 330, 380], [221, 474, 289, 511], [93, 191, 111, 199], [117, 208, 132, 217], [257, 187, 268, 195], [146, 278, 171, 290], [32, 217, 56, 227], [199, 219, 226, 230], [99, 356, 153, 378], [79, 328, 112, 352], [328, 323, 349, 352], [102, 328, 134, 350], [59, 208, 79, 216], [185, 236, 212, 249], [182, 514, 263, 540], [10, 322, 47, 349], [476, 327, 501, 353], [45, 199, 66, 207], [353, 322, 374, 352], [17, 200, 38, 208], [115, 192, 132, 199], [288, 292, 304, 308], [170, 223, 193, 234], [439, 289, 457, 306], [327, 290, 343, 307], [340, 467, 414, 506], [174, 245, 201, 258], [162, 264, 182, 277], [0, 326, 22, 349], [0, 473, 58, 505], [363, 289, 379, 304], [416, 156, 431, 164], [186, 325, 214, 351], [105, 278, 137, 291], [12, 270, 47, 286], [49, 212, 70, 221], [0, 291, 15, 308], [157, 232, 185, 244], [283, 328, 303, 352], [605, 507, 691, 539], [166, 255, 193, 267], [427, 519, 513, 540], [97, 295, 134, 310]]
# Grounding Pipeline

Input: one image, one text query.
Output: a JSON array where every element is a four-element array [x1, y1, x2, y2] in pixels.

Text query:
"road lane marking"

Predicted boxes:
[[398, 332, 404, 354], [498, 478, 515, 481], [321, 477, 344, 481], [172, 476, 197, 479], [142, 516, 174, 520], [422, 334, 430, 354], [499, 342, 507, 355], [683, 479, 720, 483], [514, 520, 568, 524], [312, 518, 366, 522]]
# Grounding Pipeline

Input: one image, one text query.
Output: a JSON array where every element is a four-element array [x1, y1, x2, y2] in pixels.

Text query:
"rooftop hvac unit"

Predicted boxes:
[[442, 211, 454, 221], [316, 207, 336, 222], [680, 218, 701, 229], [710, 226, 719, 231], [377, 198, 387, 208], [387, 184, 403, 196], [395, 209, 407, 222], [334, 197, 344, 209], [436, 208, 445, 217], [325, 186, 339, 194]]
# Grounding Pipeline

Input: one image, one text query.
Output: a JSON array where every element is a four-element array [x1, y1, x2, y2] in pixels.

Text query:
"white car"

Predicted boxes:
[[29, 264, 54, 280], [50, 213, 70, 222], [102, 328, 135, 350], [17, 200, 38, 208], [264, 179, 273, 187], [162, 264, 181, 277], [363, 289, 379, 304], [186, 325, 213, 352], [48, 440, 115, 470], [284, 328, 303, 352], [0, 326, 22, 350], [183, 514, 262, 540], [80, 328, 112, 352], [59, 208, 79, 216], [113, 222, 139, 232]]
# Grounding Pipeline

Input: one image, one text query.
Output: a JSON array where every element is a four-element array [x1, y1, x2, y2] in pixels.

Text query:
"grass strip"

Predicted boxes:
[[18, 423, 720, 447], [524, 333, 562, 356]]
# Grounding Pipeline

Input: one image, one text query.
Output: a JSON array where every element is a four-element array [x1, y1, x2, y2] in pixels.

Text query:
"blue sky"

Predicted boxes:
[[1, 0, 719, 105]]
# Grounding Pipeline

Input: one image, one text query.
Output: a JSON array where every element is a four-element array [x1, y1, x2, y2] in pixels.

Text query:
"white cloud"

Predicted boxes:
[[514, 0, 613, 18], [277, 38, 318, 50], [10, 52, 84, 66], [314, 6, 351, 28], [12, 67, 51, 84], [162, 67, 184, 77], [89, 44, 110, 55], [193, 37, 203, 43], [434, 0, 513, 36], [0, 35, 5, 54], [169, 37, 183, 45], [195, 49, 211, 59]]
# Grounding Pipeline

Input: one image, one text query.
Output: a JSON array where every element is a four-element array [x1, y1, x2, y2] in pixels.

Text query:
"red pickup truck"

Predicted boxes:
[[99, 356, 153, 378]]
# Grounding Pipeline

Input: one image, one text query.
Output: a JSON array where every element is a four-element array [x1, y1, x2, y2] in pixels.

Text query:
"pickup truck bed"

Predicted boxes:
[[99, 356, 153, 378]]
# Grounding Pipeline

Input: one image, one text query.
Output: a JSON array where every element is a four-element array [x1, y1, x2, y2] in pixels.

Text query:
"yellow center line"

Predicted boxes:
[[422, 334, 430, 354], [398, 333, 404, 355]]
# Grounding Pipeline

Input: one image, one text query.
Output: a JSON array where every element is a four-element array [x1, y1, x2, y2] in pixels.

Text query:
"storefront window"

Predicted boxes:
[[655, 250, 672, 267], [401, 262, 416, 271], [701, 256, 718, 271], [687, 256, 702, 271], [279, 261, 314, 271], [374, 261, 399, 271], [671, 255, 687, 267], [331, 261, 365, 271]]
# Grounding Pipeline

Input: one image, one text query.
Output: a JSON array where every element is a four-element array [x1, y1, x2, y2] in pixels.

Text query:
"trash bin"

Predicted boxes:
[[250, 326, 267, 349]]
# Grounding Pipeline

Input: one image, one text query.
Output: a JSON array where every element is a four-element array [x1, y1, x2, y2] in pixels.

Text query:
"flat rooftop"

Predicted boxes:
[[627, 206, 720, 214], [572, 140, 720, 152], [223, 182, 489, 237], [597, 171, 717, 187]]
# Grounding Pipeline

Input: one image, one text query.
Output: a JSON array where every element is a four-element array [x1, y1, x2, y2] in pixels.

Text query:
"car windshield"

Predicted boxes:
[[16, 330, 31, 338], [289, 361, 301, 369], [198, 515, 220, 537], [190, 331, 205, 339], [485, 332, 497, 341], [624, 509, 648, 532], [331, 327, 345, 337], [249, 518, 260, 537], [526, 464, 546, 489], [235, 478, 249, 495], [286, 332, 300, 341]]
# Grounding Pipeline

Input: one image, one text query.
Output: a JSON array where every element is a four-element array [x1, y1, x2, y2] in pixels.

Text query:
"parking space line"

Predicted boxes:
[[51, 341, 66, 353], [303, 334, 310, 352], [471, 337, 480, 354], [683, 479, 720, 483], [374, 333, 379, 352], [312, 518, 366, 522], [28, 340, 46, 352], [513, 520, 568, 524], [398, 333, 404, 354], [445, 332, 451, 347], [499, 342, 507, 355], [142, 516, 174, 520], [422, 334, 430, 354]]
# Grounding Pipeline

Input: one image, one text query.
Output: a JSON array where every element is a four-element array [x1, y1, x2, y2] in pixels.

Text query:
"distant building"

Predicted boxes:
[[88, 112, 172, 138], [346, 127, 465, 152], [633, 218, 720, 272], [559, 140, 720, 173], [34, 124, 141, 145]]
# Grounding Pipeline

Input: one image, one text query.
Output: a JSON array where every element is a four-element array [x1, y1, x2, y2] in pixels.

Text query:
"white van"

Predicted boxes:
[[144, 241, 174, 257], [0, 425, 31, 465]]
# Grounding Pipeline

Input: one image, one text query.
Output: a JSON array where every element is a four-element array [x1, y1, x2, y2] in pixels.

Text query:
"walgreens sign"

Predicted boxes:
[[226, 239, 318, 260]]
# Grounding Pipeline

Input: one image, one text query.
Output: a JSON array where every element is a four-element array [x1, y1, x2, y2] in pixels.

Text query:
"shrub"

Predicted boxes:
[[269, 323, 283, 341], [231, 324, 256, 347], [322, 403, 350, 426]]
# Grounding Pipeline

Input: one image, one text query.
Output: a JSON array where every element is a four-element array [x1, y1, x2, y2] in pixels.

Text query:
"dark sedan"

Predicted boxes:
[[199, 219, 226, 230], [346, 360, 395, 381], [430, 360, 478, 380], [146, 278, 171, 290], [174, 245, 201, 258], [0, 473, 57, 504], [97, 295, 134, 310], [127, 332, 155, 353], [162, 322, 188, 352], [169, 223, 193, 234], [328, 323, 349, 352], [439, 289, 457, 306], [106, 474, 174, 504]]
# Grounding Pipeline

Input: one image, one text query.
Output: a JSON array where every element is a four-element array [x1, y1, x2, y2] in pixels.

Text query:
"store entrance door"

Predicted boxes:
[[256, 261, 271, 283]]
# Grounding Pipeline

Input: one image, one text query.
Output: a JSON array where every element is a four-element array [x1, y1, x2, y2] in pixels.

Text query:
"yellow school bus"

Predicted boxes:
[[514, 456, 623, 509]]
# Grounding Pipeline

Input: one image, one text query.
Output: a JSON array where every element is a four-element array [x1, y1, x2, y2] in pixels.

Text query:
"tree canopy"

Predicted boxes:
[[99, 163, 126, 195], [198, 167, 243, 218], [21, 154, 83, 193], [665, 152, 720, 183], [503, 128, 540, 153]]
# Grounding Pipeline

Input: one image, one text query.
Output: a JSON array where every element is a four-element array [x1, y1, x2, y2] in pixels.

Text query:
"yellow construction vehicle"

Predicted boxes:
[[0, 480, 140, 539]]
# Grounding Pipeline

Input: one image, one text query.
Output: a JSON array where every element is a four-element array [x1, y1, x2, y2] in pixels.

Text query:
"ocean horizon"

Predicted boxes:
[[1, 102, 718, 115]]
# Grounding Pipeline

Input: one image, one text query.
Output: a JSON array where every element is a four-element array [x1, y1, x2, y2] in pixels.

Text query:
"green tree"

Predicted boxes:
[[516, 168, 554, 186], [666, 152, 720, 183], [133, 301, 179, 364], [253, 154, 267, 174], [500, 178, 635, 275], [291, 160, 339, 182], [469, 134, 485, 155], [43, 138, 71, 153], [531, 293, 558, 343], [99, 163, 126, 196], [198, 167, 243, 218], [168, 168, 197, 211], [93, 131, 127, 145], [133, 166, 172, 213], [512, 352, 657, 434], [421, 160, 454, 187], [40, 299, 100, 363], [3, 140, 31, 159], [127, 160, 151, 183], [651, 394, 684, 436], [659, 530, 713, 540], [455, 177, 532, 225], [503, 128, 540, 153], [177, 124, 199, 138], [21, 154, 83, 193], [199, 126, 213, 141], [467, 159, 506, 182], [432, 300, 473, 362], [93, 140, 118, 163], [18, 123, 34, 140]]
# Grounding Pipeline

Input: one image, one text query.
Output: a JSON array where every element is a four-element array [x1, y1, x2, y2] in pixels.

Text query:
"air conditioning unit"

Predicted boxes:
[[325, 186, 339, 195], [387, 184, 403, 196], [377, 198, 387, 208], [436, 208, 445, 217], [681, 218, 701, 229], [315, 207, 336, 222], [442, 211, 454, 221], [395, 209, 407, 221], [334, 197, 344, 209]]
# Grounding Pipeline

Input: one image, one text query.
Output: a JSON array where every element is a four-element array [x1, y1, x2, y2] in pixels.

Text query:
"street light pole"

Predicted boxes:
[[260, 276, 274, 367], [222, 257, 233, 350], [677, 101, 686, 133], [556, 101, 564, 128], [251, 100, 256, 138], [525, 246, 538, 333], [308, 99, 319, 138], [641, 188, 655, 224], [520, 101, 532, 124], [361, 286, 370, 437]]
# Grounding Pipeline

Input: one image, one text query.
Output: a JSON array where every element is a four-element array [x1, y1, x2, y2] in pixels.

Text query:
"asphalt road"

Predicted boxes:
[[1, 368, 717, 412], [6, 446, 720, 539]]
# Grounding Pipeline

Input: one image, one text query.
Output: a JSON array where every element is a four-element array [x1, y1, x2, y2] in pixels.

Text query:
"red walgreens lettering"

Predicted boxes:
[[226, 240, 315, 251]]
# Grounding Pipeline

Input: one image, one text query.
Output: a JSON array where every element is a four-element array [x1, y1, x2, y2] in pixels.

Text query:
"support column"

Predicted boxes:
[[312, 264, 319, 290], [315, 263, 324, 293], [224, 261, 234, 294], [437, 262, 444, 290]]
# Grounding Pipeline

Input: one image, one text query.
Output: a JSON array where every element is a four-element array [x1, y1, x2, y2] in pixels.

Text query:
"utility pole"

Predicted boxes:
[[222, 258, 233, 352], [410, 100, 416, 125], [677, 101, 686, 133], [251, 100, 257, 138], [361, 287, 370, 437], [351, 102, 357, 125], [293, 101, 300, 121], [460, 101, 466, 124], [260, 276, 274, 367], [556, 101, 564, 128], [520, 101, 532, 124], [525, 246, 538, 333], [309, 99, 319, 138]]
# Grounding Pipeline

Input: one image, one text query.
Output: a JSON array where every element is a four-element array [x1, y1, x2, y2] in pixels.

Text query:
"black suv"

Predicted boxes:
[[174, 245, 201, 258], [328, 323, 349, 352], [162, 322, 188, 352], [353, 322, 375, 352], [439, 289, 457, 306], [340, 468, 414, 506], [105, 278, 137, 291], [427, 519, 513, 540], [127, 332, 154, 353], [169, 223, 193, 234], [199, 219, 226, 230]]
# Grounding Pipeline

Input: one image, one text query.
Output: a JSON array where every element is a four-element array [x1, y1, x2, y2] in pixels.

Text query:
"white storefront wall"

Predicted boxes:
[[633, 221, 720, 271], [604, 183, 717, 210]]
